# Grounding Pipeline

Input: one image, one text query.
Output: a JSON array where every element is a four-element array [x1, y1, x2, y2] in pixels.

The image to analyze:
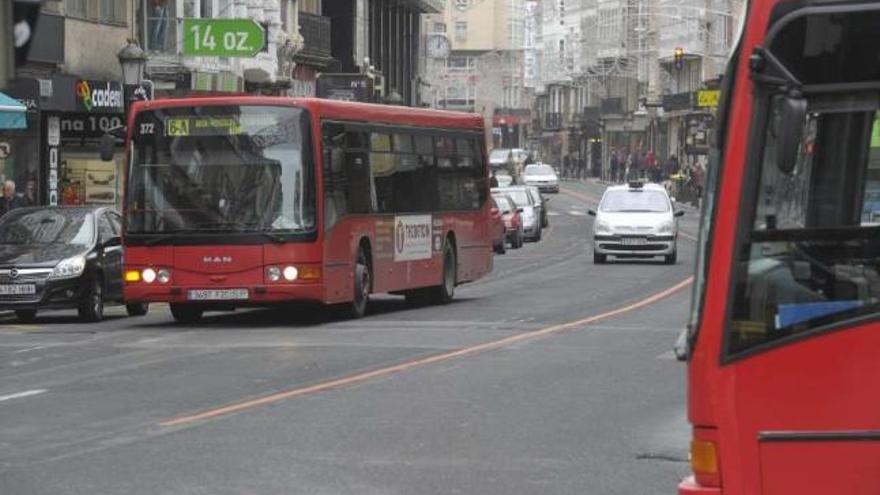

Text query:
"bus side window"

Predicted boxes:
[[322, 124, 347, 231], [346, 130, 375, 214]]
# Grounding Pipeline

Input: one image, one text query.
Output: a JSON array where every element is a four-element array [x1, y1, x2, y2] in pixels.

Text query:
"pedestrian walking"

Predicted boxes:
[[609, 149, 619, 183]]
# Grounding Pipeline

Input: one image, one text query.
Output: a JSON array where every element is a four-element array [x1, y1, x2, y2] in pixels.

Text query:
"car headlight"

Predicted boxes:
[[595, 219, 613, 235], [50, 256, 86, 279], [657, 221, 675, 234]]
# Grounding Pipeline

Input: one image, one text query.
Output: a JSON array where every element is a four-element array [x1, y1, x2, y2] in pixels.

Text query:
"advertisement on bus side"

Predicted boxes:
[[394, 215, 432, 262]]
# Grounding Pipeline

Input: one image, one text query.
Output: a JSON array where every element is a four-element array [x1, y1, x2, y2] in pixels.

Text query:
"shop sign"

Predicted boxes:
[[182, 19, 266, 58], [697, 90, 720, 108], [75, 80, 124, 113], [59, 113, 125, 146], [0, 142, 10, 159]]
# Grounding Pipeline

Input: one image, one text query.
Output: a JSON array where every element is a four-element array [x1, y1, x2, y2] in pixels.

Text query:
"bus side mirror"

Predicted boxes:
[[776, 93, 807, 175], [99, 133, 116, 161]]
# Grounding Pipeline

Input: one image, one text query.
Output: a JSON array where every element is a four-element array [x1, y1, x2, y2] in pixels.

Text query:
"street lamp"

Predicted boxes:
[[117, 40, 147, 86]]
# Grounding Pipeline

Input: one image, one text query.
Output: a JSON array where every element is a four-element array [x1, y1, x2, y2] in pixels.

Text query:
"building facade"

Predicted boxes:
[[422, 0, 531, 149], [1, 0, 134, 210]]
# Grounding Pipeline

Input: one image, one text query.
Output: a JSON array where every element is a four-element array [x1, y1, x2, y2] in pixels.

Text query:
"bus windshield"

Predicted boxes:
[[126, 105, 315, 235]]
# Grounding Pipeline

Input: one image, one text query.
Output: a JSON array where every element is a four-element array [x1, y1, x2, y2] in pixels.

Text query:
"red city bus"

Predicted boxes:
[[120, 97, 493, 322], [679, 1, 880, 493]]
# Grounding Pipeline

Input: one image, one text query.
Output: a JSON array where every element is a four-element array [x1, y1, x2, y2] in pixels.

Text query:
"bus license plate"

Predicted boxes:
[[621, 237, 647, 246], [0, 284, 36, 295], [187, 289, 249, 301]]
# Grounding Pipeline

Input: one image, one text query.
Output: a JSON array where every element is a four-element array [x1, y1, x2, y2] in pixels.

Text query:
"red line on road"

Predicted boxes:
[[159, 276, 694, 428]]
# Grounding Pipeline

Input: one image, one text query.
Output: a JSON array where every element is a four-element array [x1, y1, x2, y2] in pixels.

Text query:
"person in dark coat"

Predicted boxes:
[[0, 181, 28, 216]]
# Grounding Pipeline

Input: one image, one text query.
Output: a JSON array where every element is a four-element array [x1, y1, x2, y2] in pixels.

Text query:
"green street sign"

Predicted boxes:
[[182, 19, 266, 58]]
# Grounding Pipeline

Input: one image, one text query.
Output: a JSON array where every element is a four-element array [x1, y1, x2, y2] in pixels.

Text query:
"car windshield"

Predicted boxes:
[[0, 209, 94, 246], [525, 165, 555, 175], [600, 190, 670, 212], [493, 196, 513, 213], [489, 149, 511, 162], [127, 105, 315, 235], [500, 189, 532, 207]]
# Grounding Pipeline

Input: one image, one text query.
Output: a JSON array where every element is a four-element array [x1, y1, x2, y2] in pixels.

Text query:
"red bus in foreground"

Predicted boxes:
[[120, 97, 493, 322], [679, 1, 880, 493]]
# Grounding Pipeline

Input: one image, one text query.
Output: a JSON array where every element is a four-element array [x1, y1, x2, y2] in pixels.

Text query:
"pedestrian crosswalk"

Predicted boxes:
[[545, 210, 590, 218]]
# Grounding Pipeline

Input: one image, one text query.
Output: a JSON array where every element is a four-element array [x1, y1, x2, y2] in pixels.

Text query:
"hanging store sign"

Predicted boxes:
[[182, 19, 266, 58], [697, 90, 720, 108]]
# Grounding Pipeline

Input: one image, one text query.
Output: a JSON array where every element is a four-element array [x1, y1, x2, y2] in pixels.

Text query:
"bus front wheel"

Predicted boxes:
[[170, 304, 203, 324], [343, 248, 371, 319]]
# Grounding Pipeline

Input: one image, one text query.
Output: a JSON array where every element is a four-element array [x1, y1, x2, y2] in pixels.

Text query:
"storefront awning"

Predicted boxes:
[[0, 92, 27, 130]]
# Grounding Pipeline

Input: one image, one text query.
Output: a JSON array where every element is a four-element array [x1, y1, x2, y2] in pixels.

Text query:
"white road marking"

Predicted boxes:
[[0, 389, 47, 403], [547, 211, 561, 217], [656, 350, 677, 360], [568, 210, 587, 216], [13, 345, 47, 354]]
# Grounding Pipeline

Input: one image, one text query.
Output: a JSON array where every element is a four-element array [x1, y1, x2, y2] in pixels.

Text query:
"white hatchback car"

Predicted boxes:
[[522, 163, 560, 193], [588, 182, 684, 264]]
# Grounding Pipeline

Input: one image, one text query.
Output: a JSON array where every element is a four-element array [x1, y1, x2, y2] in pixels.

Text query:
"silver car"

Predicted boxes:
[[523, 163, 560, 193], [492, 186, 543, 242], [588, 182, 684, 264]]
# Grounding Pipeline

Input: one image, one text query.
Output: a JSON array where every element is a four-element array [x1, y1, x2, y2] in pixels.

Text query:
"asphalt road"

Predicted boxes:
[[0, 180, 701, 495]]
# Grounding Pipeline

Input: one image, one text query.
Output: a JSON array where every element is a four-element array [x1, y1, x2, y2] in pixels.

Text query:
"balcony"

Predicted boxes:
[[294, 13, 334, 68]]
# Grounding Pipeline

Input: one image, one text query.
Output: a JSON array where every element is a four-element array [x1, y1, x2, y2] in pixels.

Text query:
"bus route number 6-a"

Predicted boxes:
[[166, 118, 190, 137]]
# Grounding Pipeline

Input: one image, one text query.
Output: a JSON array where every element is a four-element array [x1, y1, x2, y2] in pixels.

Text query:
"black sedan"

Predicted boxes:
[[0, 206, 148, 322]]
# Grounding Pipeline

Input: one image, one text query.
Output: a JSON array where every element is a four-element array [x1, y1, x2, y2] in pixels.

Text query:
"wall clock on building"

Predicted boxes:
[[427, 34, 451, 58]]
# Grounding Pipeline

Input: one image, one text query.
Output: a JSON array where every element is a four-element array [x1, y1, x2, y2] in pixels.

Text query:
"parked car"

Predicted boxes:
[[523, 163, 560, 193], [488, 197, 507, 254], [0, 206, 149, 322], [493, 186, 542, 242], [528, 185, 550, 228], [588, 182, 684, 264], [492, 193, 524, 249]]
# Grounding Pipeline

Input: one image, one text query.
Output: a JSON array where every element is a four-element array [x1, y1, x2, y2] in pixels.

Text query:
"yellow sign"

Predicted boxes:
[[166, 118, 190, 136], [697, 90, 720, 108]]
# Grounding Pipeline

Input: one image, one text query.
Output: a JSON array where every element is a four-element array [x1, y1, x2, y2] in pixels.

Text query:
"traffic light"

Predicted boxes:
[[674, 47, 684, 71]]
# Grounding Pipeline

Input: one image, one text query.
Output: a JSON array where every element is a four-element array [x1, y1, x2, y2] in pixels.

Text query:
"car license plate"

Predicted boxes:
[[187, 288, 249, 301], [621, 237, 647, 246], [0, 284, 36, 295]]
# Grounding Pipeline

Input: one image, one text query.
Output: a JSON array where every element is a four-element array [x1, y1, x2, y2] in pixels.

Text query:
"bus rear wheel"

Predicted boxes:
[[427, 242, 456, 305], [170, 304, 203, 323]]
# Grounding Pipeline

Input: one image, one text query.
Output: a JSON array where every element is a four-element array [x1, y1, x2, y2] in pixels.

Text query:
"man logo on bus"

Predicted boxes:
[[396, 220, 406, 254]]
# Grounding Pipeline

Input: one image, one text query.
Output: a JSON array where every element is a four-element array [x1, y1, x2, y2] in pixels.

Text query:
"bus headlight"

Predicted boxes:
[[267, 266, 282, 282], [157, 268, 171, 284], [283, 266, 298, 281], [142, 268, 157, 283]]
